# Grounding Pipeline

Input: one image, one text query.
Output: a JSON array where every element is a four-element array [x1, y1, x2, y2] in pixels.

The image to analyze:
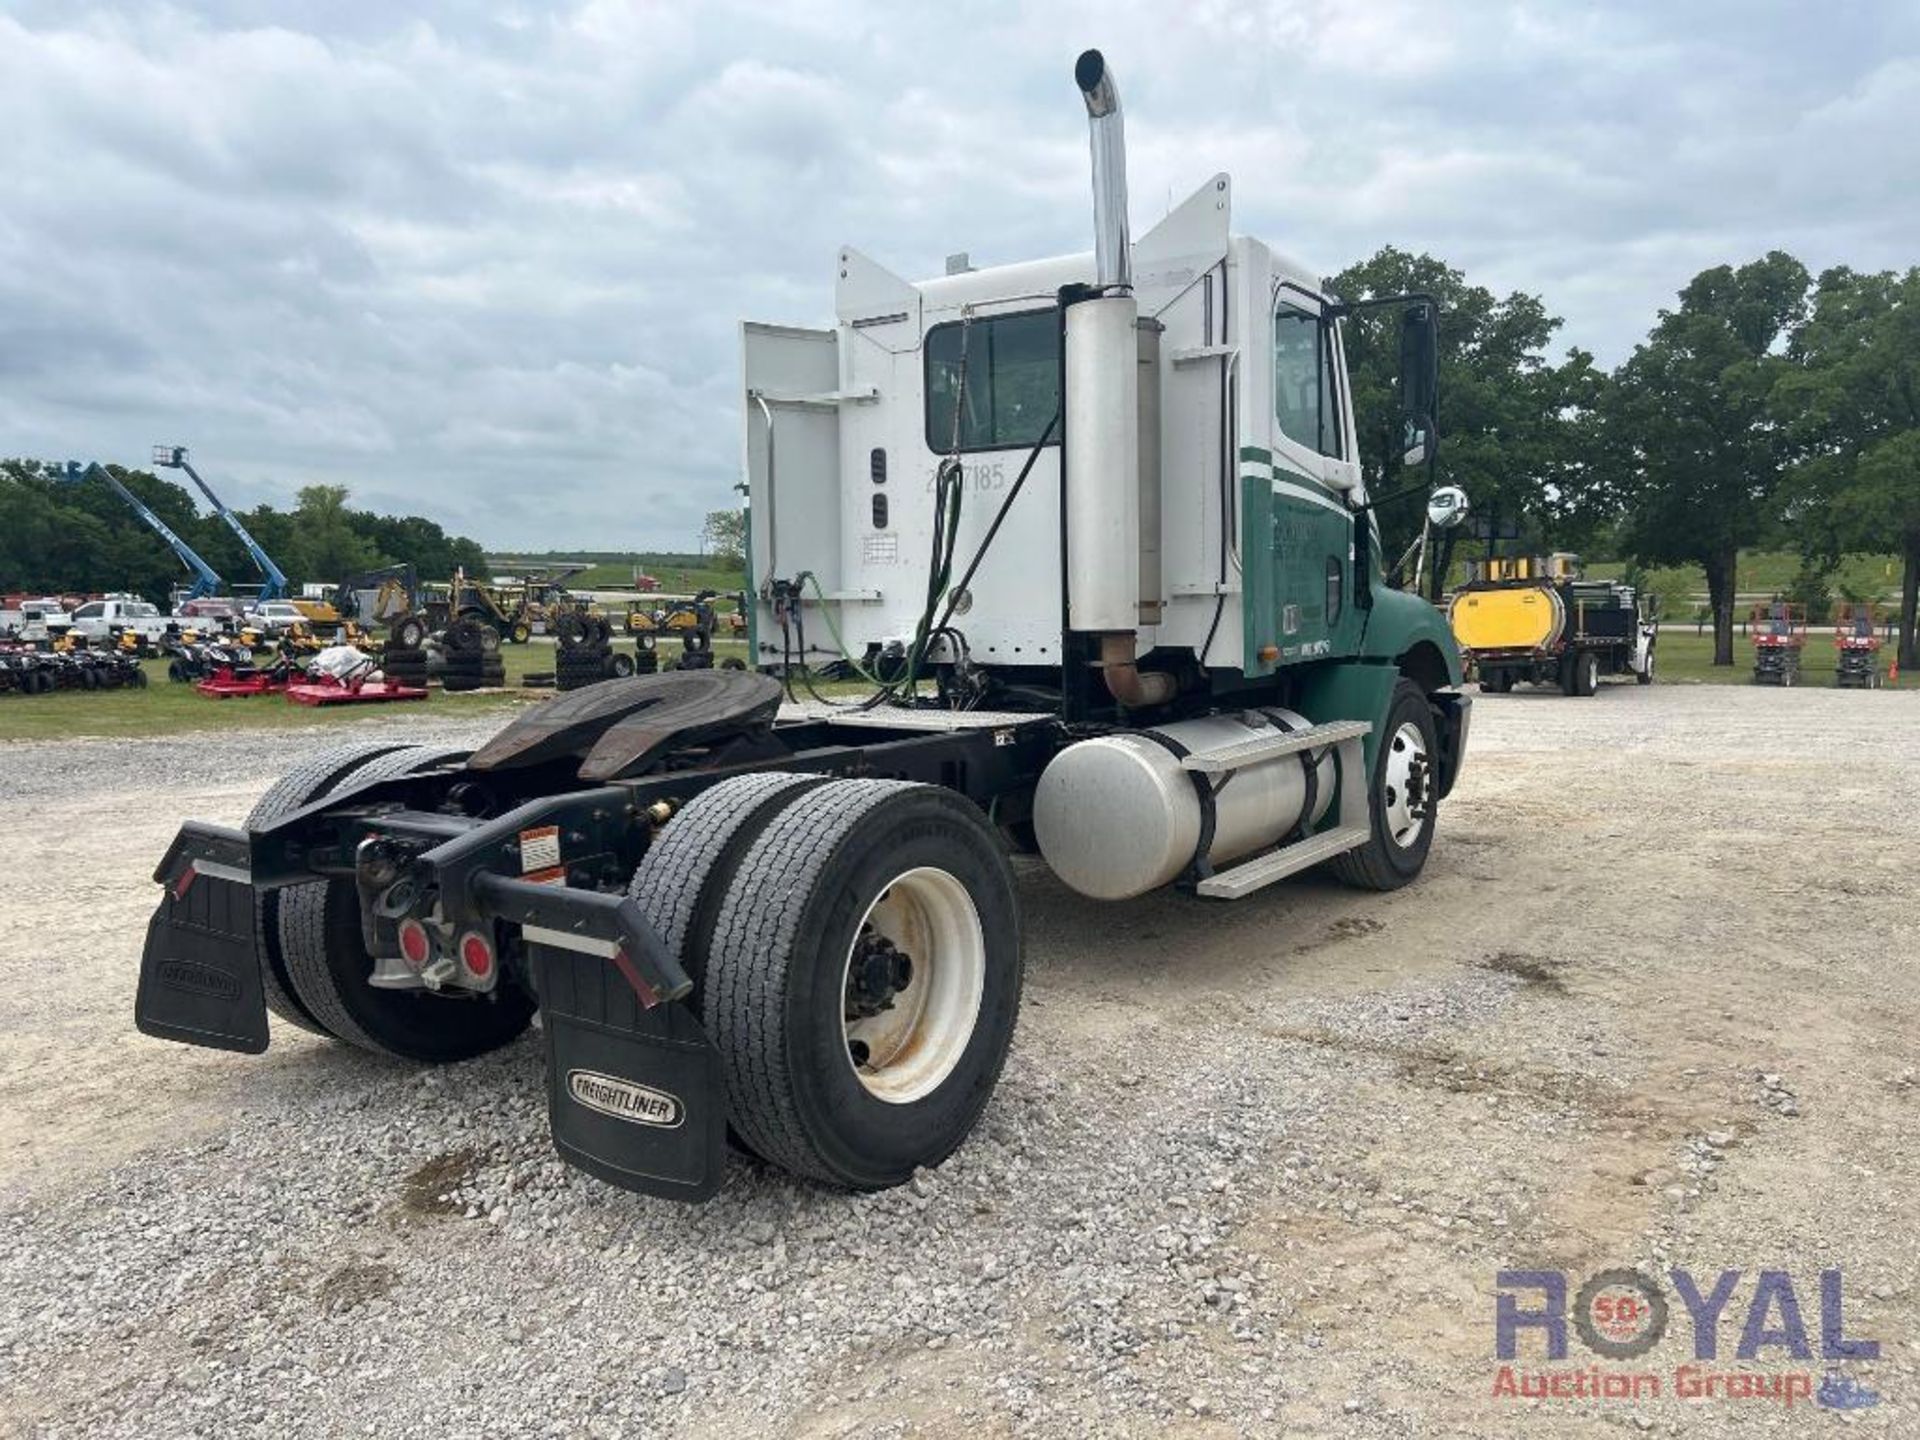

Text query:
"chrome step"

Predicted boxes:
[[1195, 825, 1372, 900], [1179, 718, 1370, 775]]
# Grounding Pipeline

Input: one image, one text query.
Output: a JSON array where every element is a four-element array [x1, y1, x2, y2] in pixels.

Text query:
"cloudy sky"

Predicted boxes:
[[4, 2, 1917, 551]]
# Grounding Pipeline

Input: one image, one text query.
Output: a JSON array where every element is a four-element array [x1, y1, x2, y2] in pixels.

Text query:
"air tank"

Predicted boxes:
[[1032, 711, 1336, 900]]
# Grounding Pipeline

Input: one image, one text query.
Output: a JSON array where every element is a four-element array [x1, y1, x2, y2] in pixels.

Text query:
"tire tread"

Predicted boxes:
[[277, 745, 469, 1054], [248, 741, 412, 1034]]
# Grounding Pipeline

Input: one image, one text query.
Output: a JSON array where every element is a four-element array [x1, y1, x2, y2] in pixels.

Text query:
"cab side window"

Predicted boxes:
[[1272, 301, 1344, 460]]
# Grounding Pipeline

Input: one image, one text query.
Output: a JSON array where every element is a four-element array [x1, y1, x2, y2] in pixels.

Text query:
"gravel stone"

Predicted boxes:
[[1, 685, 1916, 1437]]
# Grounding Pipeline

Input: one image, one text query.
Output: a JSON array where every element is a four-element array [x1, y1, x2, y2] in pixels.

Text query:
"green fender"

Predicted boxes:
[[1293, 661, 1400, 774], [1360, 585, 1465, 688], [1293, 587, 1471, 811]]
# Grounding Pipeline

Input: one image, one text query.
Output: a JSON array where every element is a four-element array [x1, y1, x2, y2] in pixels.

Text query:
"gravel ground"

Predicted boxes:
[[2, 684, 1917, 1436]]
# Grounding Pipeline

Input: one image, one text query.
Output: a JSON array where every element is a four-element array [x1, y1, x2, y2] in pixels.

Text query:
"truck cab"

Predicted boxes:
[[245, 599, 310, 634], [0, 597, 73, 641], [743, 192, 1463, 739], [68, 596, 174, 644]]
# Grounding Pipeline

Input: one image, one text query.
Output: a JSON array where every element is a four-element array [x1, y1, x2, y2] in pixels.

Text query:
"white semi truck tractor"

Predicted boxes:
[[134, 51, 1471, 1202]]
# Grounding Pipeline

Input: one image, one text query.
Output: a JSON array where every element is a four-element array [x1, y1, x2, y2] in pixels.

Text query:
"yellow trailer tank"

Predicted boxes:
[[1448, 583, 1566, 653]]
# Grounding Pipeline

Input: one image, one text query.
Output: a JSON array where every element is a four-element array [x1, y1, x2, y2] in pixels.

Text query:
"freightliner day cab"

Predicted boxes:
[[135, 51, 1470, 1201]]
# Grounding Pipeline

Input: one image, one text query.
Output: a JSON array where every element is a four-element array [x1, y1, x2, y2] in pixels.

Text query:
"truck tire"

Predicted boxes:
[[248, 741, 415, 1035], [1574, 650, 1600, 697], [1482, 670, 1512, 694], [278, 745, 534, 1061], [703, 780, 1021, 1188], [1327, 678, 1439, 893], [628, 772, 834, 996], [1638, 649, 1655, 685]]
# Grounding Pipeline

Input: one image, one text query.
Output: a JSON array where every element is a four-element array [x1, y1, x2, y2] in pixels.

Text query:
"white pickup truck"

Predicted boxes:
[[244, 600, 312, 634], [0, 597, 73, 641], [66, 597, 177, 644]]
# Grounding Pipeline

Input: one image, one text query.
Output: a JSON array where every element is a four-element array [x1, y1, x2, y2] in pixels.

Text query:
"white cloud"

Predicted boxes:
[[2, 0, 1917, 549]]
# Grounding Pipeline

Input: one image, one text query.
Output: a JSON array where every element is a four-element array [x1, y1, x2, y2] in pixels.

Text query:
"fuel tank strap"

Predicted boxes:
[[1136, 727, 1219, 884]]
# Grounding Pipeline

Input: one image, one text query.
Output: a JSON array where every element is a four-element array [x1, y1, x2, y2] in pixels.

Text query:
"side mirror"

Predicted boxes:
[[1402, 417, 1434, 469], [1398, 302, 1439, 465], [1425, 485, 1469, 530]]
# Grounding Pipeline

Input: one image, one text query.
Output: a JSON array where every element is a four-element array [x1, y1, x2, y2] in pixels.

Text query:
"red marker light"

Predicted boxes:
[[458, 931, 494, 980], [397, 919, 431, 969]]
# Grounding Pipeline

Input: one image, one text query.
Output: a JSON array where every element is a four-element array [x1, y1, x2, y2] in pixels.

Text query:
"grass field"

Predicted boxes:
[[491, 555, 747, 594], [0, 636, 756, 742], [1579, 549, 1904, 614], [4, 625, 1904, 745], [1647, 628, 1903, 687], [567, 563, 746, 593]]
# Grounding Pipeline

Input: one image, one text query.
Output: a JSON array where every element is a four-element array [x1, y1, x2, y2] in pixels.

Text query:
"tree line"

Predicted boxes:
[[0, 460, 490, 603], [1330, 248, 1920, 669]]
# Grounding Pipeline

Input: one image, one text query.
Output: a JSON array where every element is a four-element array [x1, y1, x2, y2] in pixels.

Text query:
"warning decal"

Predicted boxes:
[[520, 824, 562, 874]]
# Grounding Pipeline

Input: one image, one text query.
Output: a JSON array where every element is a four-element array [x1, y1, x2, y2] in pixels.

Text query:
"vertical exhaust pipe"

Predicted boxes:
[[1075, 49, 1131, 291], [1065, 49, 1173, 706]]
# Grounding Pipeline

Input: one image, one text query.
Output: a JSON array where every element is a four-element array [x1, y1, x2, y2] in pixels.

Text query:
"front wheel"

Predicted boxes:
[[1637, 649, 1655, 685], [703, 780, 1022, 1188], [1327, 678, 1438, 892]]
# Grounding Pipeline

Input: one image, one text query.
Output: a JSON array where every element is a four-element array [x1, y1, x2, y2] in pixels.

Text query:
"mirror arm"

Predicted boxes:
[[1352, 476, 1442, 516], [1324, 290, 1439, 320]]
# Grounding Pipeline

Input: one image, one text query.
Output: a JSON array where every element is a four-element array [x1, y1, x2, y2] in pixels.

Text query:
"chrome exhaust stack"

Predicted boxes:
[[1066, 49, 1171, 705], [1075, 48, 1131, 292]]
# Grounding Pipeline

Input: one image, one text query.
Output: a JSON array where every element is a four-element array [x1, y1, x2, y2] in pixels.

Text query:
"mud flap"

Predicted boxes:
[[135, 821, 270, 1054], [534, 941, 726, 1202]]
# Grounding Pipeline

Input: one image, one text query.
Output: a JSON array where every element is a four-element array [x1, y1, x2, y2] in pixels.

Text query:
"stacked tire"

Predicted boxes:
[[554, 610, 637, 691], [441, 617, 506, 693], [382, 616, 431, 691]]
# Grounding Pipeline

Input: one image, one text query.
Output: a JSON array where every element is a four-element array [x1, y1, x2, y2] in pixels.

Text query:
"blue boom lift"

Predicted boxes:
[[59, 460, 225, 601], [153, 445, 289, 600]]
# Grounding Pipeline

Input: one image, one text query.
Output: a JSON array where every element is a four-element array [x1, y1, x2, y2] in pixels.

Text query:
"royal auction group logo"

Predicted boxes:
[[1493, 1268, 1881, 1411]]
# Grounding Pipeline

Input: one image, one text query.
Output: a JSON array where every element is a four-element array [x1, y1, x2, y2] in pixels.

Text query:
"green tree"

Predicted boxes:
[[292, 484, 377, 580], [1326, 247, 1602, 596], [1604, 252, 1811, 665], [0, 460, 495, 604], [1775, 266, 1920, 667], [702, 508, 747, 567]]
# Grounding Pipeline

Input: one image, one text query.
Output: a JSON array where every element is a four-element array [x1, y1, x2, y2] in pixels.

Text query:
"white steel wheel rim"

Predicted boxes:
[[841, 866, 985, 1105], [1585, 653, 1599, 689], [1382, 720, 1429, 849]]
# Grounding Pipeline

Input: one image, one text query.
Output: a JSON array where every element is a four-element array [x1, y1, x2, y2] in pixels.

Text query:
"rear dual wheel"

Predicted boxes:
[[250, 743, 533, 1060], [630, 776, 1022, 1187], [1561, 650, 1600, 697]]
